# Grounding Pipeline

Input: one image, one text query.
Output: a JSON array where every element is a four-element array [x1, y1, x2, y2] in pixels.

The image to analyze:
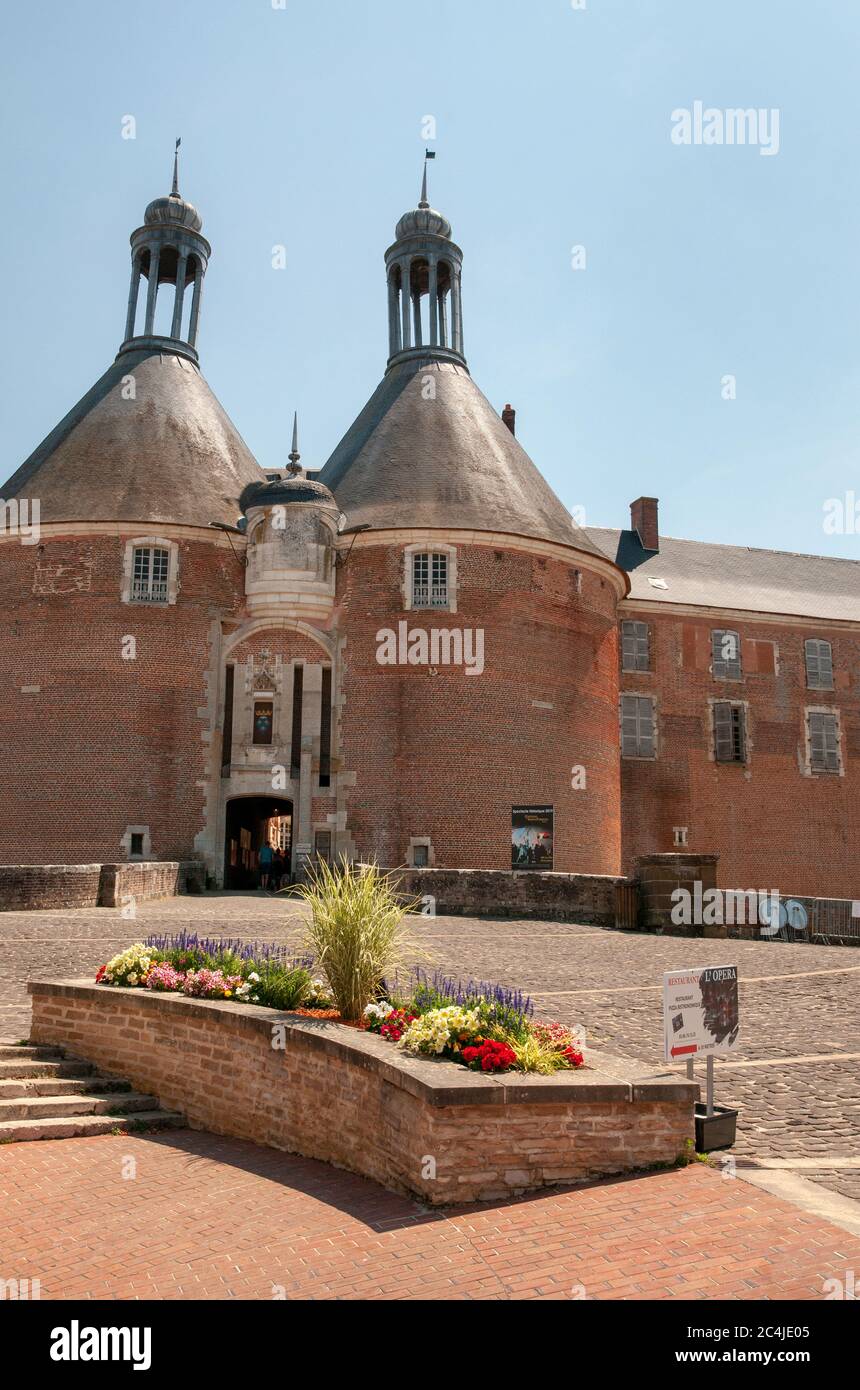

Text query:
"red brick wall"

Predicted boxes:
[[30, 981, 695, 1204], [620, 610, 860, 898], [337, 543, 622, 874], [0, 532, 244, 863]]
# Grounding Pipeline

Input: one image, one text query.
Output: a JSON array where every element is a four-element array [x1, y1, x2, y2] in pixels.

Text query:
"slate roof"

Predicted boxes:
[[2, 348, 266, 528], [586, 527, 860, 623], [320, 357, 607, 558]]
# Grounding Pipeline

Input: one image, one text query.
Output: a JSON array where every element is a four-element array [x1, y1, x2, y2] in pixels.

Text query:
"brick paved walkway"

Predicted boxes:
[[2, 893, 859, 1205], [1, 1129, 858, 1300]]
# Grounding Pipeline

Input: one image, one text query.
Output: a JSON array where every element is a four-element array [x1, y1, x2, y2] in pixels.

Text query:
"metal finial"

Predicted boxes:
[[419, 149, 435, 209], [287, 411, 301, 474], [172, 137, 181, 197]]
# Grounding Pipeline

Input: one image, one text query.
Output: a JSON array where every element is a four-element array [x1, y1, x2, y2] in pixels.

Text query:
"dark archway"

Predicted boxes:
[[224, 796, 293, 890]]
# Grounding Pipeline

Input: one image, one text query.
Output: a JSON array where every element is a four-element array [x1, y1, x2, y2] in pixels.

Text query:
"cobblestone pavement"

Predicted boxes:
[[2, 893, 858, 1203], [2, 1129, 859, 1300]]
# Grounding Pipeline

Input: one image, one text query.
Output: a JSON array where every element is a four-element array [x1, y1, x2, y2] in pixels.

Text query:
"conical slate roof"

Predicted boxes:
[[2, 349, 266, 528], [319, 358, 605, 556]]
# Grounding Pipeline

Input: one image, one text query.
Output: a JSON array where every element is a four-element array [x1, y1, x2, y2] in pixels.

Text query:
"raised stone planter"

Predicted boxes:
[[29, 979, 697, 1205]]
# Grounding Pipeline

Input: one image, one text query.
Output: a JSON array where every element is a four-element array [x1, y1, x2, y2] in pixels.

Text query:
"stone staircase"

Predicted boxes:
[[0, 1042, 184, 1142]]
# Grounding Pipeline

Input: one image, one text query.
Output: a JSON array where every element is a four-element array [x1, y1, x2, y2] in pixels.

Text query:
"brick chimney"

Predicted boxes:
[[630, 497, 659, 552], [501, 403, 516, 437]]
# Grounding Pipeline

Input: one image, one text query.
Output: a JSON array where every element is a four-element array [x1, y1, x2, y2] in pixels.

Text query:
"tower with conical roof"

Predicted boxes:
[[319, 162, 627, 877]]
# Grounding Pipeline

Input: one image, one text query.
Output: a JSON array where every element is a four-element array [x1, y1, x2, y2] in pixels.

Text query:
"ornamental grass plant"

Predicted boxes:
[[293, 858, 424, 1021]]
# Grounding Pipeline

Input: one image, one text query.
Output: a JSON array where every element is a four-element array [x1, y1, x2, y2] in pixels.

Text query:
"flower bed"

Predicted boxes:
[[94, 943, 585, 1076]]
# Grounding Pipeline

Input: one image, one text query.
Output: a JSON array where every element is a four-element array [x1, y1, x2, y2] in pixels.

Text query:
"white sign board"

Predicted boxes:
[[663, 965, 739, 1063]]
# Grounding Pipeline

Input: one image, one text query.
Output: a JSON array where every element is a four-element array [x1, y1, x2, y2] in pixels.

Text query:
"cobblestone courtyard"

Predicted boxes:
[[2, 892, 858, 1204]]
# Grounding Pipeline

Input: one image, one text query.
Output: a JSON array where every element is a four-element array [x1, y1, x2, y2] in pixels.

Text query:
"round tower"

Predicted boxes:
[[0, 158, 265, 868], [321, 162, 627, 875]]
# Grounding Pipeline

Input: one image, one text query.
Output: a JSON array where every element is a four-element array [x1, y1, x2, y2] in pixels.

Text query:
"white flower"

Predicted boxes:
[[127, 973, 138, 986], [248, 972, 261, 983]]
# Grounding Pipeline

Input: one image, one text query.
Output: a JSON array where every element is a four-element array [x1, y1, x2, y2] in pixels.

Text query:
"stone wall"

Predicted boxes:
[[0, 865, 102, 911], [389, 867, 631, 924], [29, 980, 696, 1205], [0, 861, 204, 912]]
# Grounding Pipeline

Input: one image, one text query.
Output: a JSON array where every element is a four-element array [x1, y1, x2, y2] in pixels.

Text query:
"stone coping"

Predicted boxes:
[[28, 979, 697, 1109]]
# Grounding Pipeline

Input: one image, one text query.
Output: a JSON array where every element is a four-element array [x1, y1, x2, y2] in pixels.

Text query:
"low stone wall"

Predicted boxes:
[[0, 861, 205, 912], [388, 867, 631, 925], [0, 865, 103, 911], [29, 980, 696, 1205]]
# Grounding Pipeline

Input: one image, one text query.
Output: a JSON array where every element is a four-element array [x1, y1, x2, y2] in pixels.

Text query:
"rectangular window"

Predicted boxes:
[[221, 665, 235, 775], [620, 694, 656, 759], [130, 832, 144, 856], [805, 639, 834, 690], [319, 667, 332, 788], [712, 629, 742, 680], [412, 552, 448, 609], [290, 665, 304, 779], [808, 710, 840, 773], [314, 830, 332, 862], [131, 546, 169, 604], [412, 844, 429, 868], [621, 620, 650, 672], [252, 700, 274, 746], [713, 702, 746, 763]]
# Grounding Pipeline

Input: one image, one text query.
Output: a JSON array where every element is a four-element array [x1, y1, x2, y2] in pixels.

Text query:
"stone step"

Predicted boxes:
[[0, 1076, 133, 1100], [0, 1110, 185, 1143], [0, 1045, 64, 1060], [0, 1092, 159, 1122], [0, 1059, 94, 1080]]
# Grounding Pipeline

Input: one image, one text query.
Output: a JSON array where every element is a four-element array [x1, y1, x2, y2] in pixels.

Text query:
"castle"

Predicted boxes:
[[2, 156, 858, 898]]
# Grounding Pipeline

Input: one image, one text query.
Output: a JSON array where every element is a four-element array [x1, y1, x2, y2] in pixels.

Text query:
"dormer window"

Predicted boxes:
[[131, 546, 169, 604], [412, 552, 449, 609]]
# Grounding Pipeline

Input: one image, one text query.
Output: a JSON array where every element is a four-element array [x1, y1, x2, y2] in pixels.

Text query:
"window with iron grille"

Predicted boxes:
[[621, 620, 650, 672], [713, 702, 747, 763], [805, 639, 834, 690], [620, 694, 656, 758], [131, 546, 169, 604], [711, 629, 742, 680], [412, 552, 448, 609], [808, 710, 840, 773]]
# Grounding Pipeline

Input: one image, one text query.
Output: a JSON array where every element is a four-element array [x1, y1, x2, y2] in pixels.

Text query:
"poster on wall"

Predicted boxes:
[[511, 806, 554, 870]]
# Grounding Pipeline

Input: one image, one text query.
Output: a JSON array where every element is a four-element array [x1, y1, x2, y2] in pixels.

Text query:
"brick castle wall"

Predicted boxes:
[[621, 611, 860, 900], [0, 531, 244, 864], [337, 543, 622, 874]]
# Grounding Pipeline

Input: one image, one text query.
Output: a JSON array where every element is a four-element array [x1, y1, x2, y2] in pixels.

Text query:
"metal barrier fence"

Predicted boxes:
[[764, 895, 860, 946]]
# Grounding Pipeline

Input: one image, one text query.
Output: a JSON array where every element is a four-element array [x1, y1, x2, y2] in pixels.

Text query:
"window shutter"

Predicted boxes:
[[622, 621, 649, 672], [805, 639, 833, 690], [621, 694, 654, 757], [713, 702, 735, 762], [809, 711, 839, 772], [712, 629, 741, 680]]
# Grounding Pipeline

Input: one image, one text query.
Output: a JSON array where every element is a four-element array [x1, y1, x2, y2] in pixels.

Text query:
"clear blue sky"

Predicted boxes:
[[2, 0, 859, 558]]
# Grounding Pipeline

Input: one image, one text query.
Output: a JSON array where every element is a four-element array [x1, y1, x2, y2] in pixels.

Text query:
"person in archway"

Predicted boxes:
[[258, 839, 274, 892]]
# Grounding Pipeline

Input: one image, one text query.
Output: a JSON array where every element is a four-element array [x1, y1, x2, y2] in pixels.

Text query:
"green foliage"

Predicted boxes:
[[293, 858, 424, 1021], [509, 1032, 575, 1074], [251, 962, 313, 1011]]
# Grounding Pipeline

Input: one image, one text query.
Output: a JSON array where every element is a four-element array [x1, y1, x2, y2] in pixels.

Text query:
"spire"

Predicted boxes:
[[385, 156, 465, 371], [287, 412, 301, 474], [120, 154, 210, 362]]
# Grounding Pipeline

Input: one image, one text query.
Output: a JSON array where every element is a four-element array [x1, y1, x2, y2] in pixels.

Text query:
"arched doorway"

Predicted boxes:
[[224, 795, 293, 890]]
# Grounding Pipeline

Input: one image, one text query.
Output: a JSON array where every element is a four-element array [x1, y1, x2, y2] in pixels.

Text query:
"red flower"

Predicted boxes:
[[95, 965, 107, 983], [461, 1039, 516, 1073]]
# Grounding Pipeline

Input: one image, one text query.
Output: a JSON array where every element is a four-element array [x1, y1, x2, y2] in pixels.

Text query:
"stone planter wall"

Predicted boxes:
[[29, 980, 697, 1205]]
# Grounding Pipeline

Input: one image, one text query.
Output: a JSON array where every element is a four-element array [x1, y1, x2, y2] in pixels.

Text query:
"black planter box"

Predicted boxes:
[[695, 1103, 738, 1153]]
